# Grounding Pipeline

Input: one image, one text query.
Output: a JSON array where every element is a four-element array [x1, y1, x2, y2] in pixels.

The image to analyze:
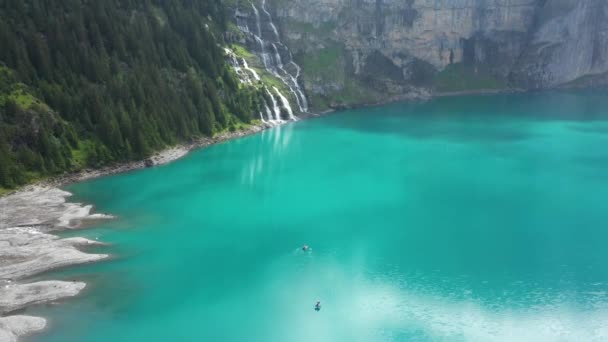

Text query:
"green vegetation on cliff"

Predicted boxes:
[[295, 46, 382, 110], [433, 64, 506, 92], [0, 0, 262, 189]]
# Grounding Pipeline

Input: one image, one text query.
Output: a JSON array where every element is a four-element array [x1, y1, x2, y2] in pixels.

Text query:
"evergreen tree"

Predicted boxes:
[[0, 0, 263, 187]]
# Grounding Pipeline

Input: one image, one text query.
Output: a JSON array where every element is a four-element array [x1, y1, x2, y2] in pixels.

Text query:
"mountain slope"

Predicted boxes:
[[263, 0, 608, 109], [0, 0, 262, 189]]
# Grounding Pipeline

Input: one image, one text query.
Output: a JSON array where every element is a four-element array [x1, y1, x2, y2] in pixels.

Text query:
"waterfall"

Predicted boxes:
[[251, 3, 262, 38], [253, 36, 270, 69], [266, 87, 282, 121], [225, 48, 254, 85], [242, 58, 260, 81], [269, 43, 304, 111], [225, 49, 241, 71], [263, 101, 273, 122], [261, 0, 280, 40], [236, 1, 309, 115], [272, 43, 283, 68], [290, 61, 309, 110], [251, 4, 271, 70], [273, 86, 295, 121]]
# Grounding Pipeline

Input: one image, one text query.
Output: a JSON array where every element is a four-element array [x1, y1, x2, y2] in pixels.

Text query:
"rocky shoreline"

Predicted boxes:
[[0, 88, 553, 341], [0, 187, 111, 342], [7, 123, 271, 193], [0, 123, 281, 341]]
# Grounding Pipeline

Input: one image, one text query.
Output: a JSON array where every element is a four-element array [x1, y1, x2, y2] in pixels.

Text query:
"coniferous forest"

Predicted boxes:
[[0, 0, 260, 189]]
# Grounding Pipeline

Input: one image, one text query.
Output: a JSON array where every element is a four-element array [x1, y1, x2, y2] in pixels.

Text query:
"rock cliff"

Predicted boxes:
[[234, 0, 608, 110]]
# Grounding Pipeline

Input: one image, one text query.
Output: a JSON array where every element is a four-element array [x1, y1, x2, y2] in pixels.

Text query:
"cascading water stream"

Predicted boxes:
[[225, 48, 253, 85], [261, 0, 280, 40], [252, 3, 262, 38], [268, 43, 303, 111], [263, 101, 273, 122], [273, 86, 295, 121], [242, 58, 260, 81], [272, 43, 283, 68], [265, 87, 282, 121], [260, 0, 308, 113], [236, 0, 309, 115], [251, 4, 270, 69], [289, 61, 309, 110]]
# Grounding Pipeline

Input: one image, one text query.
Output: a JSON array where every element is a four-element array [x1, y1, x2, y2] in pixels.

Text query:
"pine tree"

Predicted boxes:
[[0, 0, 265, 183]]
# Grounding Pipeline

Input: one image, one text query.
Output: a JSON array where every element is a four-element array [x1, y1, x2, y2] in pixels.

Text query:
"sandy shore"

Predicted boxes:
[[0, 123, 276, 341]]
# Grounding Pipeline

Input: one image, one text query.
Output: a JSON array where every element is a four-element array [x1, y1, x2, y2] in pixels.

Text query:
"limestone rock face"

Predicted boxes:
[[253, 0, 608, 107], [512, 0, 608, 88], [280, 0, 535, 67]]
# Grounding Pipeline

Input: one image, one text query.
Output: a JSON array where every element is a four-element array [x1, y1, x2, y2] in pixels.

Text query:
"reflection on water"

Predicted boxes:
[[35, 90, 608, 342], [269, 255, 608, 341], [240, 123, 295, 186]]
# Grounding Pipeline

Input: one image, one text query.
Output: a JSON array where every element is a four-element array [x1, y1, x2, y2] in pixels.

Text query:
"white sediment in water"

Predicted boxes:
[[0, 316, 46, 342], [0, 124, 272, 342], [0, 228, 108, 280], [0, 187, 113, 230], [0, 281, 87, 314], [0, 188, 111, 341]]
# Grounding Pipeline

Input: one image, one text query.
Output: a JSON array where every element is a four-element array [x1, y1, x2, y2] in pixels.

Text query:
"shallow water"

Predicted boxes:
[[28, 91, 608, 341]]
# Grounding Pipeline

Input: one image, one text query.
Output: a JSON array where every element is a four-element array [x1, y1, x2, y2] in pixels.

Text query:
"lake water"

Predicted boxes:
[[28, 91, 608, 341]]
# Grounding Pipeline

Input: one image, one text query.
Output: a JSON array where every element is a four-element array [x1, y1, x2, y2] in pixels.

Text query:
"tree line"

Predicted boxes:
[[0, 0, 262, 188]]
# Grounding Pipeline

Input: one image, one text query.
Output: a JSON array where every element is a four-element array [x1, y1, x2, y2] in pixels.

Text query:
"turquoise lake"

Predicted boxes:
[[27, 91, 608, 341]]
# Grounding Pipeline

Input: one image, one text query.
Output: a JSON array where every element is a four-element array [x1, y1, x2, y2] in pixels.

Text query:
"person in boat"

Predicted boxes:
[[302, 245, 310, 251], [315, 301, 321, 311]]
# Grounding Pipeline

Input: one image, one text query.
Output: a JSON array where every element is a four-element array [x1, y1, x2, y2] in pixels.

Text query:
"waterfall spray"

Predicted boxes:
[[265, 87, 282, 121], [273, 86, 295, 121], [263, 101, 273, 122], [236, 1, 308, 116], [242, 58, 260, 81]]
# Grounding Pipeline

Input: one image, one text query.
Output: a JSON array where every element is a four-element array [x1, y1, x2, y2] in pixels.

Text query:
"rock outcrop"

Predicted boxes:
[[512, 0, 608, 88], [239, 0, 608, 109], [0, 188, 110, 341]]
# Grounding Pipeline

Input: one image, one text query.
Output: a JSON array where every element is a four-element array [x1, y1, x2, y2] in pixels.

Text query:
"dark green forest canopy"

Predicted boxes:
[[0, 0, 262, 189]]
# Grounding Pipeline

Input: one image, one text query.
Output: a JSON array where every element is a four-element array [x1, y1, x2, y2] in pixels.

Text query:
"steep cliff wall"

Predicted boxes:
[[512, 0, 608, 88], [257, 0, 608, 110]]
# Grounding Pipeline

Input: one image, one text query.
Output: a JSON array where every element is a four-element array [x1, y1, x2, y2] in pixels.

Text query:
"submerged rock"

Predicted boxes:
[[0, 281, 86, 315], [0, 316, 46, 342], [0, 187, 110, 341]]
